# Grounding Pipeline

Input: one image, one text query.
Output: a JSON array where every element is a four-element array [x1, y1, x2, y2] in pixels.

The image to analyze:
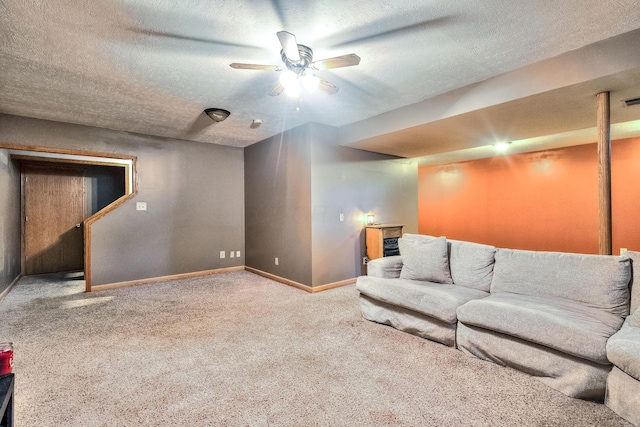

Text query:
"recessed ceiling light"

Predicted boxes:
[[493, 141, 511, 152]]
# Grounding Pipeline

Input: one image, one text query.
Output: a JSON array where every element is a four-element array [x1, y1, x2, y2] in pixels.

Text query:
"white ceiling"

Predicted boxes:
[[1, 0, 640, 164]]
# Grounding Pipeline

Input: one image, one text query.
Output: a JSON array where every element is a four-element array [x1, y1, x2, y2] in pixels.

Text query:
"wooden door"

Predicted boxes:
[[23, 165, 85, 275]]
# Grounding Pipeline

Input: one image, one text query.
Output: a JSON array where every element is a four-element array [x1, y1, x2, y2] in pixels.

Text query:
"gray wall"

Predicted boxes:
[[245, 122, 418, 289], [85, 165, 126, 216], [0, 149, 22, 294], [0, 113, 245, 286], [2, 113, 416, 290], [244, 125, 313, 286], [309, 123, 418, 286]]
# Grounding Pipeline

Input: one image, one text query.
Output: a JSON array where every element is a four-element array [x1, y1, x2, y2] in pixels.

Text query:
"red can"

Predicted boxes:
[[0, 342, 13, 376]]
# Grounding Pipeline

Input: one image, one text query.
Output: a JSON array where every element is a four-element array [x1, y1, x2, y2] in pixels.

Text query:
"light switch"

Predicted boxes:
[[339, 213, 344, 222], [220, 251, 226, 259], [136, 202, 147, 211]]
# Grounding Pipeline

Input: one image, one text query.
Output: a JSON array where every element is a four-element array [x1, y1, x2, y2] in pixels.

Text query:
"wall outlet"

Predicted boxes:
[[363, 257, 369, 265], [220, 251, 226, 259], [230, 251, 235, 258], [275, 257, 279, 266], [236, 251, 241, 257], [136, 202, 147, 211], [620, 248, 628, 255]]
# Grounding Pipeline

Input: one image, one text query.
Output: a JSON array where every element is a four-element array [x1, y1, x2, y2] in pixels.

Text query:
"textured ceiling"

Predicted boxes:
[[1, 0, 640, 162]]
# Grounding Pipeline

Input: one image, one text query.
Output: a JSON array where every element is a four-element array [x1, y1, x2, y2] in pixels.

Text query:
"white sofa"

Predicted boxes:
[[356, 234, 635, 404], [456, 247, 630, 400], [357, 235, 496, 346]]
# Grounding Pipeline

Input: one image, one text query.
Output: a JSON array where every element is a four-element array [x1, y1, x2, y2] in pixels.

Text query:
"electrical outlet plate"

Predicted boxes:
[[275, 257, 279, 265], [136, 202, 147, 211], [220, 251, 225, 259], [236, 251, 241, 257]]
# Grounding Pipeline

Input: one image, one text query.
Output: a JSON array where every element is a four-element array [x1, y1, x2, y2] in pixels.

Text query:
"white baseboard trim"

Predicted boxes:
[[90, 266, 245, 292], [244, 267, 356, 293]]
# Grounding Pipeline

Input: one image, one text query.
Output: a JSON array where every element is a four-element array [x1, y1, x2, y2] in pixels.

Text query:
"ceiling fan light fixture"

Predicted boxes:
[[280, 70, 297, 88], [301, 73, 319, 93], [284, 83, 300, 98], [204, 108, 231, 122], [279, 70, 301, 97]]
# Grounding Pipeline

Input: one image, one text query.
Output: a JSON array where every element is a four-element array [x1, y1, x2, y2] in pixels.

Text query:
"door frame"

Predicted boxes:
[[0, 143, 137, 291]]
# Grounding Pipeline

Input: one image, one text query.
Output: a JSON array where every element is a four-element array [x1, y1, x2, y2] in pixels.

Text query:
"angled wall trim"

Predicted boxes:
[[0, 142, 138, 292], [6, 147, 134, 195]]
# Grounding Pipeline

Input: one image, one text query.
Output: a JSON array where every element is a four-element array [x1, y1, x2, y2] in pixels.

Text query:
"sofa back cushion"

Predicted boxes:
[[624, 250, 640, 314], [401, 234, 496, 291], [447, 239, 496, 292], [491, 248, 631, 317], [398, 236, 453, 284]]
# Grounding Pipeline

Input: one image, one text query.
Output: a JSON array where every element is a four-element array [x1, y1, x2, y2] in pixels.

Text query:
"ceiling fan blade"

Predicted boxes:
[[126, 27, 258, 50], [311, 54, 361, 70], [317, 77, 339, 95], [230, 63, 281, 71], [269, 82, 284, 96], [276, 31, 300, 62]]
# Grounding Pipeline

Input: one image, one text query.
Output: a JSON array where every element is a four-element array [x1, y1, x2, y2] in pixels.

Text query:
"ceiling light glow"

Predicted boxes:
[[279, 70, 300, 98], [301, 73, 319, 93], [285, 83, 300, 98], [279, 70, 297, 88], [493, 142, 511, 152]]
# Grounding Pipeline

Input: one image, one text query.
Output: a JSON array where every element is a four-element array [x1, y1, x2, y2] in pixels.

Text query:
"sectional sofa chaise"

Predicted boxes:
[[356, 234, 640, 425]]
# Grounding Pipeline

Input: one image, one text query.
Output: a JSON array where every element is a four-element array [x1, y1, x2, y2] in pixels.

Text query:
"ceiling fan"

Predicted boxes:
[[230, 31, 360, 98]]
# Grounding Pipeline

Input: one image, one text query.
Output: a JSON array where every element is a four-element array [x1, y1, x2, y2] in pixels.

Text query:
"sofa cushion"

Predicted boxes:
[[607, 311, 640, 381], [398, 236, 453, 284], [401, 234, 495, 291], [447, 239, 496, 292], [624, 251, 640, 314], [356, 275, 488, 324], [491, 249, 631, 317], [457, 293, 624, 364]]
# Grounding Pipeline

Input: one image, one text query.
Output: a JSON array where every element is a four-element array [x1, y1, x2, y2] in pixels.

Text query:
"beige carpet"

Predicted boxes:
[[0, 271, 631, 426]]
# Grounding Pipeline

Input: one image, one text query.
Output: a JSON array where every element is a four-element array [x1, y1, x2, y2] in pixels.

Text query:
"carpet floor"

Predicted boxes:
[[0, 270, 631, 426]]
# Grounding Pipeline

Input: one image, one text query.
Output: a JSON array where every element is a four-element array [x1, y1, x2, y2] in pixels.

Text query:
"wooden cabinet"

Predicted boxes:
[[365, 224, 404, 261]]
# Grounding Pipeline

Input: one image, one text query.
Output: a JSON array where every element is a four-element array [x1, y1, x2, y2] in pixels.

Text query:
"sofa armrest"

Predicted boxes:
[[607, 309, 640, 381], [367, 256, 403, 279]]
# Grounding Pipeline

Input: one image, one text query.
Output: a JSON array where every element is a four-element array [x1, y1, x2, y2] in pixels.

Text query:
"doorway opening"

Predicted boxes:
[[21, 161, 127, 276], [8, 147, 136, 289]]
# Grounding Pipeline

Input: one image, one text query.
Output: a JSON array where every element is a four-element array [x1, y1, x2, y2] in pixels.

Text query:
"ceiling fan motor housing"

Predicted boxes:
[[281, 45, 313, 75]]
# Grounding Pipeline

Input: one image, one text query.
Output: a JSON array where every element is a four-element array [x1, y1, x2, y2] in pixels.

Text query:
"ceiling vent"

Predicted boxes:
[[622, 97, 640, 107]]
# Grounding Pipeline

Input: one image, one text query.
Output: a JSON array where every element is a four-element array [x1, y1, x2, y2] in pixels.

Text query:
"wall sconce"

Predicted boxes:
[[204, 108, 231, 122], [367, 214, 375, 225]]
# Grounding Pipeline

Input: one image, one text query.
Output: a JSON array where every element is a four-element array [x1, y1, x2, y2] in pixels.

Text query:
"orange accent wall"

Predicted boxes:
[[418, 137, 640, 254]]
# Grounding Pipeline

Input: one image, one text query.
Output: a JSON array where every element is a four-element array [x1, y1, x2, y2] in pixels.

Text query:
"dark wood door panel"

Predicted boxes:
[[24, 165, 85, 275]]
